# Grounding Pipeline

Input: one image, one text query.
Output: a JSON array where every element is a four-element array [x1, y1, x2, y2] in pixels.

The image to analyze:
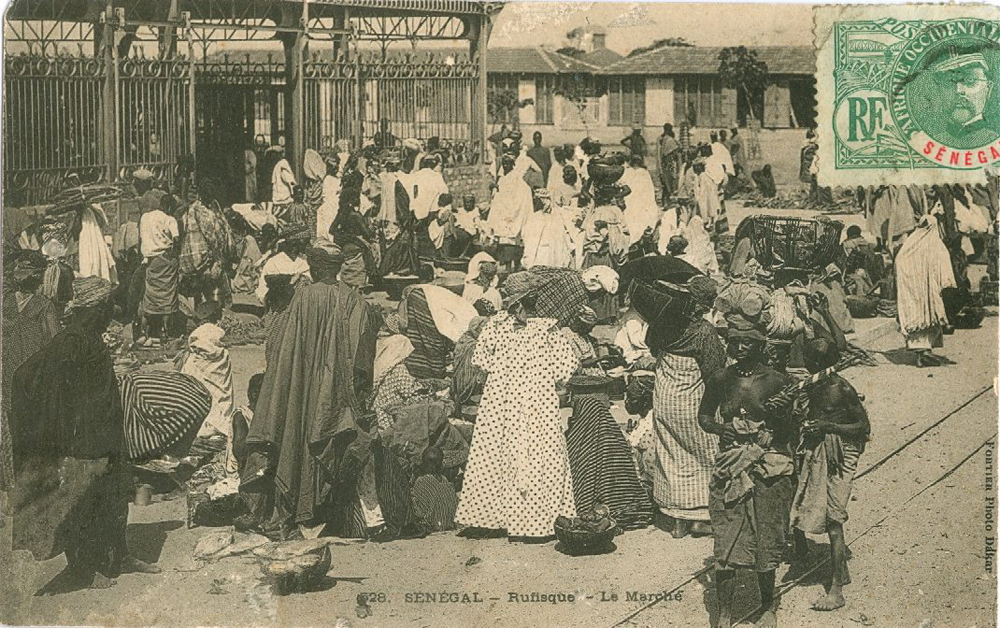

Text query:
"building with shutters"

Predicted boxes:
[[486, 42, 816, 153]]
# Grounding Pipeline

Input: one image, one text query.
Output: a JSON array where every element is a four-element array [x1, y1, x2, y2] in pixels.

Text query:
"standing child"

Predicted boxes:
[[791, 338, 870, 612], [231, 372, 265, 473]]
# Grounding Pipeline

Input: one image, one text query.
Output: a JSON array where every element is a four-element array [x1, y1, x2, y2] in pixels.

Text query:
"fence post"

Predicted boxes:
[[100, 6, 118, 185], [184, 12, 196, 174], [282, 1, 307, 183]]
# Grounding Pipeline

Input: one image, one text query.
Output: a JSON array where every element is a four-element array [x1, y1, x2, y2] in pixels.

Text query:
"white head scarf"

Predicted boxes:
[[581, 265, 620, 294]]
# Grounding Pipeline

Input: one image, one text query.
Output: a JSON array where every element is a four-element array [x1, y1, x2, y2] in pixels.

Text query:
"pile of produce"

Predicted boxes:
[[219, 312, 265, 347], [555, 504, 617, 552]]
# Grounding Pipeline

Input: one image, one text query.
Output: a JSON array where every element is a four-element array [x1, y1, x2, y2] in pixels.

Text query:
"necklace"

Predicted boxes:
[[735, 364, 756, 378]]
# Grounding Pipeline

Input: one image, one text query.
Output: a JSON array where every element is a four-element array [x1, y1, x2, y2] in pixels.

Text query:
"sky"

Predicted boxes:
[[489, 2, 814, 52]]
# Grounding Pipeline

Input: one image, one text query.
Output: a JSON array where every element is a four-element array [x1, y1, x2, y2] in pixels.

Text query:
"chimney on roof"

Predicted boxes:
[[566, 24, 608, 53]]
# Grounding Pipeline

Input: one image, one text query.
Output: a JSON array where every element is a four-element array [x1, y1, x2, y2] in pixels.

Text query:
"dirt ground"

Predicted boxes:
[[2, 296, 997, 628]]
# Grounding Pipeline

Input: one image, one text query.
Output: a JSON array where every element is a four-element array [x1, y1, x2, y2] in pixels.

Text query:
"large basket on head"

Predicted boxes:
[[732, 215, 844, 274], [554, 516, 618, 552], [629, 279, 697, 325]]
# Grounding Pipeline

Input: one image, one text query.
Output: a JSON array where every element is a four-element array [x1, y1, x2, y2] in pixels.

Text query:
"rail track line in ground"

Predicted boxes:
[[610, 385, 995, 628]]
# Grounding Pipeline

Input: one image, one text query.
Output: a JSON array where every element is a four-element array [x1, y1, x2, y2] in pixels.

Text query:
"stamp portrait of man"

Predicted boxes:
[[928, 48, 999, 147]]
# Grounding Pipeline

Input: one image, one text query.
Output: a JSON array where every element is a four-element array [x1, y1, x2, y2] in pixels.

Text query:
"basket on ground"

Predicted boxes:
[[554, 516, 618, 552]]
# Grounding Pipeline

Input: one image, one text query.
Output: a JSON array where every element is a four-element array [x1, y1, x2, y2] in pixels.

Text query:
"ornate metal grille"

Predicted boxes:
[[3, 53, 107, 204], [304, 51, 482, 162], [117, 55, 194, 182]]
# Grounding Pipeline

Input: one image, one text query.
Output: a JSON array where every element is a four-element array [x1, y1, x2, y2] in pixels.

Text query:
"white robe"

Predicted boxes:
[[521, 208, 574, 269], [620, 167, 660, 246], [488, 172, 533, 240], [316, 175, 341, 238]]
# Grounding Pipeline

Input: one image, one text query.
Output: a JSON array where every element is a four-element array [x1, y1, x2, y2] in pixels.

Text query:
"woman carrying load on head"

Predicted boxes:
[[9, 277, 160, 594], [647, 275, 726, 539]]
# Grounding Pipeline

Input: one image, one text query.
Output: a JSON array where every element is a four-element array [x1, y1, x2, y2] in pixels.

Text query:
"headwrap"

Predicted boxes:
[[373, 334, 414, 385], [11, 250, 49, 288], [501, 271, 545, 308], [473, 298, 498, 317], [466, 252, 499, 289], [277, 223, 311, 244], [66, 276, 114, 313], [575, 305, 598, 327], [582, 265, 620, 294], [133, 167, 154, 181], [625, 374, 655, 416], [725, 312, 766, 342], [402, 138, 421, 151], [384, 311, 403, 335], [303, 149, 326, 181], [667, 234, 689, 253], [306, 238, 344, 274], [566, 374, 613, 394], [686, 275, 718, 309]]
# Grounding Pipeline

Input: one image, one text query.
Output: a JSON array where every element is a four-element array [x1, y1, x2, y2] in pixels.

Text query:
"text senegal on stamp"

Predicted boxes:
[[815, 5, 1000, 186]]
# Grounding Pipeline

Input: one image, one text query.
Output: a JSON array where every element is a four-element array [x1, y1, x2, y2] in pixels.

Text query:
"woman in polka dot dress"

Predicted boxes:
[[455, 293, 579, 540]]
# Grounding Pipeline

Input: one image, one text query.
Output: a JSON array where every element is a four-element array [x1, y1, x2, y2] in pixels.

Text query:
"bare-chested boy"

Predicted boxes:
[[791, 338, 870, 612]]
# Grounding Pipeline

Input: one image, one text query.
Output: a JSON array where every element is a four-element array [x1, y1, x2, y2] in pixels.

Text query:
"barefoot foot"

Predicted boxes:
[[812, 591, 846, 611], [88, 572, 117, 589], [121, 556, 161, 574], [757, 609, 777, 628]]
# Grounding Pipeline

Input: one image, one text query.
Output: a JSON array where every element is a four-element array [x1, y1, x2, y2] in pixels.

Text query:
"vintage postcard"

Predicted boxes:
[[0, 1, 996, 628], [816, 4, 1000, 186]]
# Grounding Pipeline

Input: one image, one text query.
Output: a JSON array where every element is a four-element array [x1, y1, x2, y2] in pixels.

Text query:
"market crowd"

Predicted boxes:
[[1, 122, 996, 625]]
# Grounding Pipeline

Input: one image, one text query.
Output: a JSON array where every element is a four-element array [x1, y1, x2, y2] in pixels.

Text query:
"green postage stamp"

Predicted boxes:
[[815, 5, 1000, 186]]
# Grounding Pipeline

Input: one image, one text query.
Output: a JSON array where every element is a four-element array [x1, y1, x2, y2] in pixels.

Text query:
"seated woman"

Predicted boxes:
[[452, 316, 490, 410], [564, 375, 653, 530], [698, 312, 796, 628], [330, 187, 377, 290], [559, 306, 605, 377], [398, 284, 478, 380], [462, 252, 502, 313]]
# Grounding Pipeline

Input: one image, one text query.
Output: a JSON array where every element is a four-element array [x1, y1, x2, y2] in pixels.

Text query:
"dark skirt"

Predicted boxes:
[[709, 473, 793, 571], [142, 254, 179, 316], [566, 396, 653, 530], [381, 232, 420, 277], [583, 251, 619, 322]]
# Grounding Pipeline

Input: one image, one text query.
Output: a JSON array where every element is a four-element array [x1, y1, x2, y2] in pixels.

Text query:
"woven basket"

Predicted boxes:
[[554, 517, 618, 552], [629, 279, 696, 324], [734, 215, 843, 272]]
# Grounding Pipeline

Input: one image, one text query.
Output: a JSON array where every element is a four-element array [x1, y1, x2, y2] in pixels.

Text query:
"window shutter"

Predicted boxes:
[[763, 84, 787, 128], [608, 78, 622, 126], [674, 77, 687, 126], [721, 87, 738, 127], [633, 78, 646, 126]]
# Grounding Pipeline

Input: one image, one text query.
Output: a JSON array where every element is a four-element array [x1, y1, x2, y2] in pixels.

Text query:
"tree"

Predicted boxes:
[[555, 73, 595, 134], [627, 37, 693, 58], [487, 89, 533, 131], [718, 46, 770, 122]]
